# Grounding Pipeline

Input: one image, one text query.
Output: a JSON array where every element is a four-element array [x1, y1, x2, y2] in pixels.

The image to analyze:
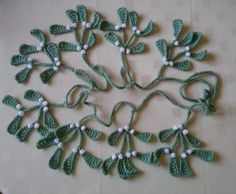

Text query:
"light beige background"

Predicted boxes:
[[0, 0, 235, 194]]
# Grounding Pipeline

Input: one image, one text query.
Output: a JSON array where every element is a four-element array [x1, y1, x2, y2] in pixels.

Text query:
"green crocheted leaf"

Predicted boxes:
[[169, 157, 180, 177], [190, 50, 207, 61], [107, 130, 121, 146], [130, 42, 145, 54], [102, 156, 116, 175], [140, 20, 154, 37], [19, 44, 38, 55], [82, 152, 102, 169], [99, 20, 116, 31], [180, 157, 192, 176], [91, 11, 101, 28], [49, 147, 62, 169], [117, 159, 127, 179], [24, 89, 43, 102], [36, 132, 56, 149], [155, 39, 168, 57], [192, 150, 214, 161], [104, 32, 119, 46], [50, 24, 70, 35], [185, 134, 202, 148], [158, 128, 175, 143], [179, 32, 193, 46], [44, 111, 58, 129], [2, 95, 19, 108], [172, 19, 183, 38], [66, 9, 79, 24], [37, 126, 49, 136], [153, 148, 164, 165], [84, 127, 101, 141], [40, 68, 55, 84], [87, 32, 96, 47], [30, 28, 45, 42], [55, 124, 72, 138], [16, 125, 32, 142], [59, 41, 77, 51], [45, 42, 58, 60], [63, 152, 77, 175], [189, 32, 202, 48], [173, 60, 191, 71], [7, 115, 21, 135], [136, 152, 154, 164], [117, 7, 128, 24], [77, 5, 87, 22], [11, 55, 28, 66], [15, 67, 30, 83], [134, 131, 153, 142], [123, 157, 139, 178], [128, 11, 138, 26]]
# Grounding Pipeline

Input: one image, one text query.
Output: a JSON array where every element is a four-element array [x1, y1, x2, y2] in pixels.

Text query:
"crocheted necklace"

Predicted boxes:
[[2, 5, 219, 179]]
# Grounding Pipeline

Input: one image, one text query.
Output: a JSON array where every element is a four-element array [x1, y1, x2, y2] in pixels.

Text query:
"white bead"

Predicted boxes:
[[172, 36, 177, 41], [79, 149, 85, 155], [162, 56, 167, 62], [75, 122, 80, 128], [172, 125, 178, 131], [71, 23, 77, 28], [39, 41, 44, 47], [135, 29, 141, 35], [121, 23, 126, 28], [27, 123, 33, 129], [54, 57, 59, 62], [80, 50, 86, 55], [83, 44, 89, 50], [34, 123, 40, 129], [80, 125, 86, 131], [27, 57, 32, 62], [42, 100, 48, 106], [129, 129, 135, 135], [131, 151, 137, 157], [16, 104, 22, 110], [115, 25, 120, 30], [55, 61, 61, 67], [72, 148, 78, 153], [54, 138, 59, 144], [126, 48, 130, 55], [115, 40, 120, 47], [58, 142, 63, 148], [126, 152, 131, 158], [170, 152, 176, 158], [132, 26, 137, 32], [18, 111, 24, 117], [86, 22, 91, 28], [66, 25, 71, 30], [124, 126, 129, 131], [181, 153, 187, 159], [117, 127, 123, 133], [120, 47, 125, 53], [27, 64, 32, 69], [43, 106, 48, 112], [38, 97, 44, 103], [169, 61, 174, 67], [164, 61, 169, 65], [118, 153, 123, 160], [70, 123, 75, 129], [37, 46, 42, 51], [82, 21, 87, 26], [185, 46, 190, 51], [182, 129, 189, 135], [177, 124, 183, 129], [53, 66, 58, 71], [164, 148, 170, 154], [185, 52, 191, 57], [187, 149, 193, 154], [76, 45, 81, 51], [111, 154, 117, 160], [174, 41, 179, 46]]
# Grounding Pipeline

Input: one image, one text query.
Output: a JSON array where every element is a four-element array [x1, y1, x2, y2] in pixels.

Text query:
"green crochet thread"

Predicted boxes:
[[2, 5, 220, 179]]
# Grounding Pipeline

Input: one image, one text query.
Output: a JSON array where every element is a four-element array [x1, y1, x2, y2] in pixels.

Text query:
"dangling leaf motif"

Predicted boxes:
[[158, 128, 175, 143], [55, 124, 72, 137], [180, 157, 192, 176], [16, 125, 33, 142], [169, 157, 180, 177], [192, 150, 214, 161], [59, 41, 77, 51], [7, 115, 21, 135], [40, 68, 55, 84], [91, 11, 101, 28], [123, 157, 139, 178], [117, 7, 128, 24], [24, 89, 43, 102], [36, 132, 56, 149], [99, 20, 116, 31], [86, 32, 96, 47], [84, 127, 101, 141], [179, 32, 193, 46], [128, 11, 138, 27], [173, 60, 191, 71], [134, 131, 153, 142], [190, 50, 207, 61], [117, 159, 127, 179], [82, 152, 102, 168], [107, 130, 121, 146], [66, 9, 79, 24], [77, 5, 87, 22], [102, 156, 116, 175], [45, 42, 58, 60], [104, 32, 119, 46], [63, 152, 77, 175], [172, 19, 183, 38], [11, 55, 28, 66], [15, 67, 31, 83], [136, 152, 154, 164], [49, 147, 62, 169], [189, 32, 202, 48], [44, 111, 58, 129], [155, 39, 168, 57], [50, 24, 70, 35], [19, 44, 38, 55], [185, 134, 202, 148], [37, 126, 49, 136], [130, 42, 145, 54], [140, 21, 154, 37], [30, 28, 45, 42], [2, 95, 19, 108]]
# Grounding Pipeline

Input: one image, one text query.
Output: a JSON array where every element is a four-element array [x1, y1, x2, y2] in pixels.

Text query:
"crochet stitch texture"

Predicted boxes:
[[2, 5, 219, 179]]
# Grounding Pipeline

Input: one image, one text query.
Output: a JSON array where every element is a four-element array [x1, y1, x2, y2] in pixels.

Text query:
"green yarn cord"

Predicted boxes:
[[2, 5, 220, 179]]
